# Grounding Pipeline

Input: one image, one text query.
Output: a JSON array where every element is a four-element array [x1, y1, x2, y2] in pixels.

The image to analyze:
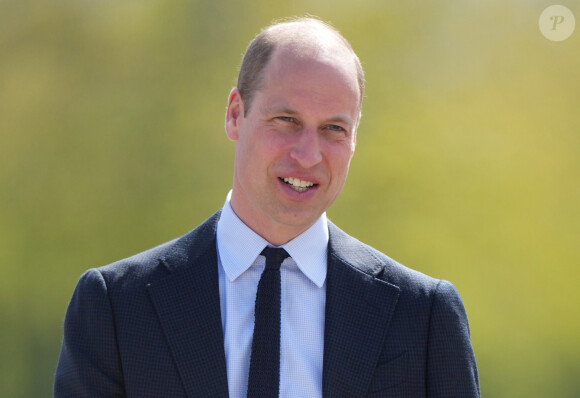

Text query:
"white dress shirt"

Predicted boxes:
[[216, 192, 328, 398]]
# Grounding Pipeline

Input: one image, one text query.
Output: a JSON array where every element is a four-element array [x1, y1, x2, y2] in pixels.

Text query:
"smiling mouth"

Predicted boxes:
[[280, 177, 316, 193]]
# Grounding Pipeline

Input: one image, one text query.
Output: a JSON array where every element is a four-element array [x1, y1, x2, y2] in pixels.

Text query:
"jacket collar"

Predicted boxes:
[[147, 211, 229, 397], [146, 213, 401, 397], [322, 221, 401, 396]]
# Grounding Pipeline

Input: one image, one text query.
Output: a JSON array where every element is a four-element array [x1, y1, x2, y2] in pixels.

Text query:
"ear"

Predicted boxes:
[[225, 88, 245, 141]]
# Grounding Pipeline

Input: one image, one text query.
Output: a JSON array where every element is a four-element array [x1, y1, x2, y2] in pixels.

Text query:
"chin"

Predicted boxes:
[[275, 211, 319, 229]]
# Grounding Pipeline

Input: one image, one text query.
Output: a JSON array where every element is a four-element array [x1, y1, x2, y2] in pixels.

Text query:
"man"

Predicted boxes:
[[55, 17, 479, 397]]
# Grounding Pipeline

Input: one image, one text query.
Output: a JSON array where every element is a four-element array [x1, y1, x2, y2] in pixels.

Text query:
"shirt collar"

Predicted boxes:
[[216, 191, 328, 288]]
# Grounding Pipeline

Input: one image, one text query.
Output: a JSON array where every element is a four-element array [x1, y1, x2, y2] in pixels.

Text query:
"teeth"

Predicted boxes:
[[282, 177, 314, 192]]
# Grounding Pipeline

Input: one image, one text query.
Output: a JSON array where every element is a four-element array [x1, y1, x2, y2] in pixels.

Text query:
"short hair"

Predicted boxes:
[[236, 17, 365, 115]]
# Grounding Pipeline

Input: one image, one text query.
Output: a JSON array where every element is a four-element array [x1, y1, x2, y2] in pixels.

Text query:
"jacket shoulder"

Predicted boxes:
[[328, 221, 441, 294], [94, 210, 221, 286]]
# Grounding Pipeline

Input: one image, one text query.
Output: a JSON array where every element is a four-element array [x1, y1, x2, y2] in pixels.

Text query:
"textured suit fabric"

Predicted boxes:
[[54, 211, 479, 397]]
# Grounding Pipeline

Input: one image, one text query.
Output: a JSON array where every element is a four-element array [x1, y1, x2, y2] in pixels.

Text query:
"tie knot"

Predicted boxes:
[[260, 247, 290, 270]]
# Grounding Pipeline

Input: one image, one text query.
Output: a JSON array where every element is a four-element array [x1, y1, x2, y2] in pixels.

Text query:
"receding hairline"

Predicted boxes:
[[262, 18, 356, 54], [236, 17, 365, 113]]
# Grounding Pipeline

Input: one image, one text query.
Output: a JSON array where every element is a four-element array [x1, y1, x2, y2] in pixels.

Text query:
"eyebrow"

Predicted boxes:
[[325, 115, 355, 126], [262, 106, 356, 127]]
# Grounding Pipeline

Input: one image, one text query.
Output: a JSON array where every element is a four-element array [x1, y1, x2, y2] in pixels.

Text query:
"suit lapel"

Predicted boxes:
[[322, 223, 400, 397], [144, 214, 399, 397], [147, 212, 229, 397]]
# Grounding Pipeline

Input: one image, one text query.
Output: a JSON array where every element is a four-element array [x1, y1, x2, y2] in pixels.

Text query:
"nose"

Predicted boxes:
[[289, 127, 323, 169]]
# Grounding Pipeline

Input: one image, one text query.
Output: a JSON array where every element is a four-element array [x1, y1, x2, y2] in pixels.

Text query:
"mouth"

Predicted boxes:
[[280, 177, 317, 193]]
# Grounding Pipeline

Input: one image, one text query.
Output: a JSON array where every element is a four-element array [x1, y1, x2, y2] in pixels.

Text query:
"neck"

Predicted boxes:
[[229, 202, 312, 247]]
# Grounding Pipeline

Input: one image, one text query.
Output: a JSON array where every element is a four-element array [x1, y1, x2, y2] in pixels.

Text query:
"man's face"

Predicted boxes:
[[226, 45, 361, 244]]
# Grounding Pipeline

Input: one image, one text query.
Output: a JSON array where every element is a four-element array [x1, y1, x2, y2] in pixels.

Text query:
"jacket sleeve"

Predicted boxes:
[[54, 268, 126, 398], [427, 280, 480, 397]]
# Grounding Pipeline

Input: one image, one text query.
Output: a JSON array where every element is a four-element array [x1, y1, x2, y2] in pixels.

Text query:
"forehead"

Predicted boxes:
[[259, 44, 361, 113]]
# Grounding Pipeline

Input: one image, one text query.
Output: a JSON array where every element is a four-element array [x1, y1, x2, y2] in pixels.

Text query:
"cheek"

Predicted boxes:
[[237, 138, 277, 180], [327, 145, 355, 175]]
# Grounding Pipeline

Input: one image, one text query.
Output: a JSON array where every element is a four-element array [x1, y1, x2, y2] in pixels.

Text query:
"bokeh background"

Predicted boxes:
[[1, 0, 579, 396]]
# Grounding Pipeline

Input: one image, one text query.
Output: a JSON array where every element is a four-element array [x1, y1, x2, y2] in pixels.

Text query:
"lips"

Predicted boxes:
[[280, 177, 316, 192]]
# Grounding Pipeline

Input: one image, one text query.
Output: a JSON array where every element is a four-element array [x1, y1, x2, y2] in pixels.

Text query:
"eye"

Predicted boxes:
[[326, 124, 346, 133], [277, 116, 295, 123]]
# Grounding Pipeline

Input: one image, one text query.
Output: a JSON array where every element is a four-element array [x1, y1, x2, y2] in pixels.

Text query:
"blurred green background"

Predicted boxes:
[[1, 0, 579, 396]]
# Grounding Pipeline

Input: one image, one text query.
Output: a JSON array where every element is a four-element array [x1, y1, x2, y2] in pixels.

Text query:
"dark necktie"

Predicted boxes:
[[247, 247, 290, 398]]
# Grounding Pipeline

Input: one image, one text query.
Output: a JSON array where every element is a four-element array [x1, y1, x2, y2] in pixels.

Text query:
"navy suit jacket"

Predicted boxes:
[[55, 211, 479, 397]]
